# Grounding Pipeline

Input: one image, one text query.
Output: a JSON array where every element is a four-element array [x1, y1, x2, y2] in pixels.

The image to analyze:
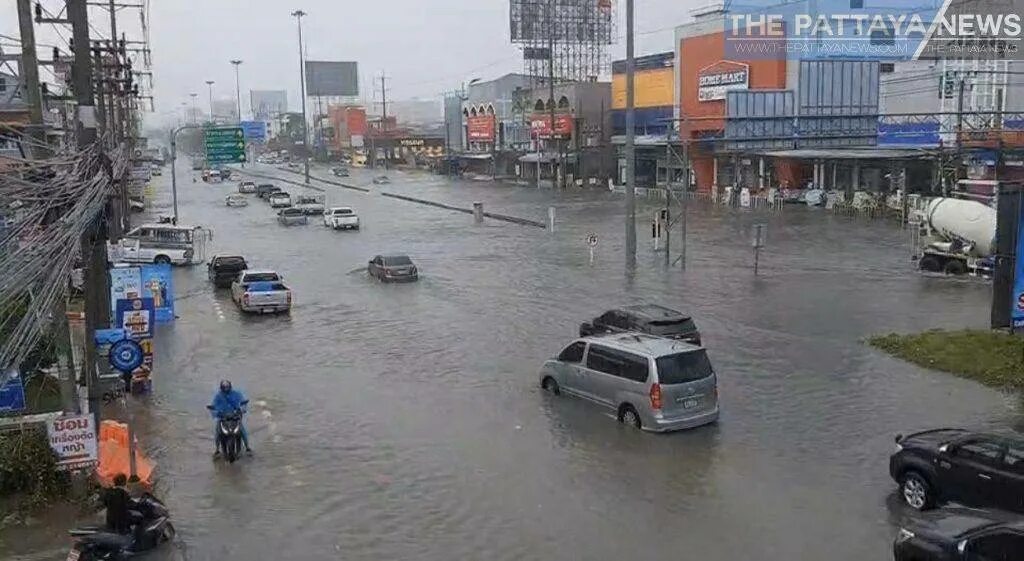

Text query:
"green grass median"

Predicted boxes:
[[868, 330, 1024, 391]]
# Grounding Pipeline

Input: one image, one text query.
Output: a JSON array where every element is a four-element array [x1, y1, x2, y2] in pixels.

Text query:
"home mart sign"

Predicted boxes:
[[47, 414, 98, 471], [698, 62, 749, 102]]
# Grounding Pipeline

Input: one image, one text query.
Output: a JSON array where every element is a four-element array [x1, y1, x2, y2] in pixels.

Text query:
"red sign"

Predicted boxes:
[[530, 113, 574, 139], [466, 115, 495, 141]]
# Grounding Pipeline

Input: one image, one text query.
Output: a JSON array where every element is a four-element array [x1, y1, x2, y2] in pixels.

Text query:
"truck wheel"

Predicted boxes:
[[918, 255, 941, 272], [944, 260, 967, 275], [154, 255, 171, 265]]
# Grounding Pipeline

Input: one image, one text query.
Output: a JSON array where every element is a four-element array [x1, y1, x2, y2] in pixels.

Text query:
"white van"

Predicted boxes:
[[108, 224, 209, 265]]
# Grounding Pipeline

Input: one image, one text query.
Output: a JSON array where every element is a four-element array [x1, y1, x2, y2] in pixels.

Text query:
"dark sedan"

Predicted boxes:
[[893, 506, 1024, 561], [368, 255, 418, 283], [890, 429, 1024, 513], [579, 304, 702, 345]]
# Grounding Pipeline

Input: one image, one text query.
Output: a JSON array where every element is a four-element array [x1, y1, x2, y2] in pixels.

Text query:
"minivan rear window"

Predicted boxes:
[[656, 350, 713, 384], [647, 318, 696, 335], [385, 256, 412, 266]]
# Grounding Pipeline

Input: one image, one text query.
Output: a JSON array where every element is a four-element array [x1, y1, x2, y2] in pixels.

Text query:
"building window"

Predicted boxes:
[[880, 63, 895, 73]]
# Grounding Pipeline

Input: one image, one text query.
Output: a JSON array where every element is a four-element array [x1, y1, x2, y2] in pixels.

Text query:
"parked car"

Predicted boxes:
[[238, 181, 257, 193], [207, 255, 248, 288], [323, 207, 359, 230], [293, 195, 325, 216], [225, 194, 248, 207], [202, 169, 222, 183], [368, 255, 418, 282], [890, 429, 1024, 512], [331, 166, 350, 177], [231, 270, 291, 314], [277, 208, 308, 226], [269, 192, 292, 208], [538, 333, 720, 432], [893, 506, 1024, 561], [580, 305, 702, 346], [287, 162, 300, 169], [256, 184, 280, 199], [372, 175, 390, 185]]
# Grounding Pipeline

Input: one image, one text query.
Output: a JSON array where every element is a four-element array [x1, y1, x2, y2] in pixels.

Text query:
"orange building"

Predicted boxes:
[[674, 6, 795, 192]]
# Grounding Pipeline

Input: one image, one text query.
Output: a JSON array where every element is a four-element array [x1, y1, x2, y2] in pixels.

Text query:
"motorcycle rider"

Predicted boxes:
[[209, 379, 252, 456], [101, 473, 132, 533]]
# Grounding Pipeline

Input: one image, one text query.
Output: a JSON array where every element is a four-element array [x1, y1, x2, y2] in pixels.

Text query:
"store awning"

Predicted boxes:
[[457, 153, 493, 160], [519, 153, 558, 163], [753, 148, 934, 160]]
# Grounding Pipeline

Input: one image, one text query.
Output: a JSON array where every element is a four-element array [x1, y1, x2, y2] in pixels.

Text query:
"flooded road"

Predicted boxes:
[[14, 162, 1016, 560]]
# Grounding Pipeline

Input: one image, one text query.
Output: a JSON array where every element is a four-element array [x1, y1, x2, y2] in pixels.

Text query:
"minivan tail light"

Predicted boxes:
[[286, 291, 292, 304], [242, 294, 249, 306], [649, 383, 662, 410]]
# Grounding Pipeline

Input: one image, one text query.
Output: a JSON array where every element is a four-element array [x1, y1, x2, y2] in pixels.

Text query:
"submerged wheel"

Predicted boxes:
[[541, 377, 560, 396], [161, 522, 176, 542], [619, 405, 642, 429], [918, 255, 942, 272], [154, 255, 172, 265], [944, 260, 967, 275]]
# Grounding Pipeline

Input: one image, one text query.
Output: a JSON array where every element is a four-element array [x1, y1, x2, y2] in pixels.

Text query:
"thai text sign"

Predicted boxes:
[[47, 415, 98, 471]]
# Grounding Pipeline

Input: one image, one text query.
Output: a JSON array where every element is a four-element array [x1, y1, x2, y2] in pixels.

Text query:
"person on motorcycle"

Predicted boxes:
[[101, 473, 132, 533], [209, 380, 251, 456]]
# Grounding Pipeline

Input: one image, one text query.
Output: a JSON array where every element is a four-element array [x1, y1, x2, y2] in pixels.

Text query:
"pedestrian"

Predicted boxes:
[[101, 473, 132, 534]]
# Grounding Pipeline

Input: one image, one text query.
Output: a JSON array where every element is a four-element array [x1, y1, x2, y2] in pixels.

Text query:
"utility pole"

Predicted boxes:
[[230, 60, 243, 122], [547, 0, 557, 188], [16, 0, 47, 156], [624, 0, 637, 270], [69, 0, 104, 427], [205, 80, 215, 122], [292, 9, 310, 184], [380, 72, 389, 171]]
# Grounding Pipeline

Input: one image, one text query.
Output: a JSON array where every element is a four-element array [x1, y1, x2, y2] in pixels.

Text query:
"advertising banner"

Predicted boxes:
[[241, 121, 267, 141], [698, 62, 749, 102], [530, 114, 574, 139], [47, 415, 98, 471], [0, 368, 26, 413], [467, 115, 496, 141], [140, 264, 174, 323], [305, 61, 359, 96], [1012, 201, 1024, 329], [115, 298, 155, 393], [109, 267, 142, 319]]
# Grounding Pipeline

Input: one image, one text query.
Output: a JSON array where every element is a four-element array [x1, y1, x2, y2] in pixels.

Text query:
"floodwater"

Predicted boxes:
[[7, 161, 1016, 561]]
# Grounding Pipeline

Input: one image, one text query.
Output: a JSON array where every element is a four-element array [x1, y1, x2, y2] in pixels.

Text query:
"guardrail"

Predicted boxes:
[[378, 192, 546, 229]]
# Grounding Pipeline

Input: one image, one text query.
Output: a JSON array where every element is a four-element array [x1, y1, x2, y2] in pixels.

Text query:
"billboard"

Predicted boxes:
[[250, 90, 288, 119], [530, 113, 574, 139], [305, 61, 359, 97], [698, 61, 749, 102], [467, 115, 496, 141]]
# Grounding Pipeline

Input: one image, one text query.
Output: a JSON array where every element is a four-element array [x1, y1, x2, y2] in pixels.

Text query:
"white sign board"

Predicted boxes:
[[47, 415, 98, 471], [698, 67, 749, 102]]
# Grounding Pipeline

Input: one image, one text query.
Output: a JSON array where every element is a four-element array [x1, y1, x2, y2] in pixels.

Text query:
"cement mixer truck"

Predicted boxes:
[[912, 197, 996, 276]]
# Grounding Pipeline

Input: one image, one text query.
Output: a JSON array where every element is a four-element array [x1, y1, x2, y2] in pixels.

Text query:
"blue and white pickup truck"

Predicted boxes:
[[230, 270, 291, 314]]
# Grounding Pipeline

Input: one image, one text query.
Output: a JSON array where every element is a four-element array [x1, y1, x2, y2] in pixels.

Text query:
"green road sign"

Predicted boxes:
[[204, 127, 245, 163]]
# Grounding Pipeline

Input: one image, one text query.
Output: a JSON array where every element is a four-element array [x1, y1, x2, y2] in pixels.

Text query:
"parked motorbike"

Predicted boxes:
[[207, 400, 248, 463], [66, 494, 175, 560]]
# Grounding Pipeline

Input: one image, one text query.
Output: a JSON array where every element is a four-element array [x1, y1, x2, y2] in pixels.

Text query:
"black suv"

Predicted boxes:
[[579, 305, 701, 345], [890, 429, 1024, 513], [894, 507, 1024, 561]]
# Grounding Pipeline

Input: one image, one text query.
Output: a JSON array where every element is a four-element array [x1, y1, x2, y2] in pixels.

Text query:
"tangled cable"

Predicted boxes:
[[0, 134, 129, 373]]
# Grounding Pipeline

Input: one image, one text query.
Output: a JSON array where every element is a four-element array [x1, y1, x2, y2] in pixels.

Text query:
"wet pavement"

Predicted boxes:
[[8, 161, 1016, 560]]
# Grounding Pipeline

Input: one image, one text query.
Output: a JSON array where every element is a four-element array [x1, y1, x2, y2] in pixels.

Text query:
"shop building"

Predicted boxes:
[[453, 73, 533, 177], [610, 52, 676, 187]]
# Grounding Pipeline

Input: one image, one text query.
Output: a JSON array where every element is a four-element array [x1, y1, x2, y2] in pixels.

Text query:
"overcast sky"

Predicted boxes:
[[1, 0, 705, 125]]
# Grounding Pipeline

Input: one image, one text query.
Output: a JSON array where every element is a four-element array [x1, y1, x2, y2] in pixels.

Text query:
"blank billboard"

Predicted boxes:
[[305, 61, 359, 97], [250, 90, 288, 119]]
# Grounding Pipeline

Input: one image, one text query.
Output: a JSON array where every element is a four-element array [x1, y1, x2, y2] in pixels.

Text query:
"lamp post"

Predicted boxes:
[[230, 60, 243, 122], [291, 9, 310, 184], [189, 93, 198, 124], [205, 80, 215, 122]]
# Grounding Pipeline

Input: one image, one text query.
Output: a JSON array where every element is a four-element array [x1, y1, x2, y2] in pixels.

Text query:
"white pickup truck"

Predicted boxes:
[[323, 207, 360, 230], [230, 270, 292, 314]]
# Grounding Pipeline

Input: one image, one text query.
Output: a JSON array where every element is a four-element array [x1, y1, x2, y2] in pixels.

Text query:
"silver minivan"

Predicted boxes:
[[538, 333, 719, 432]]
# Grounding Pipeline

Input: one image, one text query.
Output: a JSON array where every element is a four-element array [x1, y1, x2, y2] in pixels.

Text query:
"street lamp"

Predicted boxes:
[[189, 93, 198, 124], [230, 60, 243, 122], [291, 9, 310, 184], [205, 80, 215, 123]]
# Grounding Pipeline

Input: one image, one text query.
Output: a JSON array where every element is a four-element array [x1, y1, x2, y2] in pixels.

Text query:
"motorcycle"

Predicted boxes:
[[66, 494, 175, 561], [207, 400, 248, 463]]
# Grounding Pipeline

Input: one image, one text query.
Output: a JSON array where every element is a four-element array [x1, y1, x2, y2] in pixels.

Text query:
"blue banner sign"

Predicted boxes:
[[241, 120, 267, 141], [1012, 202, 1024, 329], [140, 264, 174, 323], [0, 368, 26, 413]]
